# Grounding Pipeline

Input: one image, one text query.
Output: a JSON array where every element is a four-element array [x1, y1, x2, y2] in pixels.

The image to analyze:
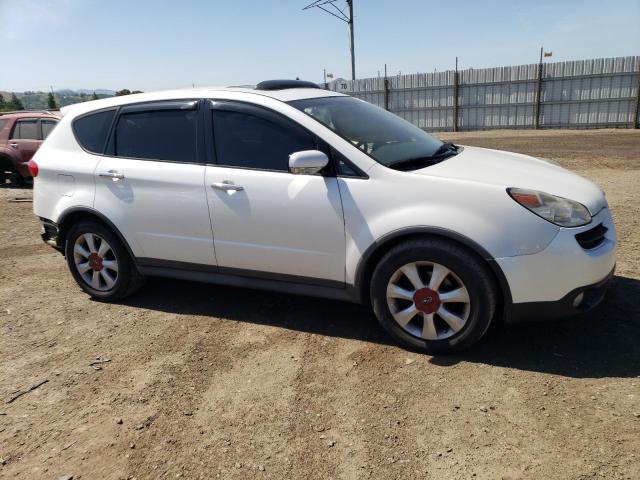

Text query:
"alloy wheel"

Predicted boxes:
[[386, 261, 471, 340], [73, 233, 119, 291]]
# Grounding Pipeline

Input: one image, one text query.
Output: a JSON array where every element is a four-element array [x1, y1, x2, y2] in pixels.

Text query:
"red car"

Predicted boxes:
[[0, 111, 60, 186]]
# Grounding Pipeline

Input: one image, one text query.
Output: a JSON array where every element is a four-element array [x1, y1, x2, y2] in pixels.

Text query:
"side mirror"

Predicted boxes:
[[289, 150, 329, 175]]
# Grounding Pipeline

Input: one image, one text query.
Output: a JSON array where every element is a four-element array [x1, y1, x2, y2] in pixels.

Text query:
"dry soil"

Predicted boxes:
[[1, 129, 639, 480]]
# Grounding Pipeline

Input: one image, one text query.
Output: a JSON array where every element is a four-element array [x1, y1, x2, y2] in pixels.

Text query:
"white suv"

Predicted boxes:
[[32, 80, 617, 353]]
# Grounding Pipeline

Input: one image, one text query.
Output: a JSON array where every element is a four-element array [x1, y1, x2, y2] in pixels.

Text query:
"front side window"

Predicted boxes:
[[115, 109, 198, 162], [73, 109, 116, 153], [41, 120, 58, 139], [289, 96, 455, 170], [212, 109, 315, 171], [12, 119, 39, 140]]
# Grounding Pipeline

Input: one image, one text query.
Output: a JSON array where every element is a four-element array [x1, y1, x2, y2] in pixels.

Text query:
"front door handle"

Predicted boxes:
[[9, 143, 18, 148], [212, 181, 244, 192], [98, 170, 125, 180]]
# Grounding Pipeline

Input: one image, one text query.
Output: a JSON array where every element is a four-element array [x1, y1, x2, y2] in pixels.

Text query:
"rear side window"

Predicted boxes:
[[12, 119, 39, 140], [42, 120, 58, 139], [0, 119, 7, 132], [212, 110, 314, 171], [114, 109, 198, 162], [73, 109, 116, 153]]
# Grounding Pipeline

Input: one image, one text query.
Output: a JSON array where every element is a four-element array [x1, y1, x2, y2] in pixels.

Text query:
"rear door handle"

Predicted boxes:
[[98, 170, 125, 180], [9, 143, 18, 148], [212, 181, 244, 192]]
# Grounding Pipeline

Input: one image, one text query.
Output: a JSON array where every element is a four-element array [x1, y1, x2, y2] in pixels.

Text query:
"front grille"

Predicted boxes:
[[575, 223, 608, 250]]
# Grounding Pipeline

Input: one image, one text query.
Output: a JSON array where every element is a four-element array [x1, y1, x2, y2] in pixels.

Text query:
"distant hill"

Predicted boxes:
[[76, 89, 115, 96], [0, 89, 114, 110], [55, 88, 115, 97]]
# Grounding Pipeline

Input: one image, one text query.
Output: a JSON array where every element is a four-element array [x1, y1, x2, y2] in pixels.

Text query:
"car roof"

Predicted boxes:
[[59, 87, 346, 117], [0, 111, 60, 120]]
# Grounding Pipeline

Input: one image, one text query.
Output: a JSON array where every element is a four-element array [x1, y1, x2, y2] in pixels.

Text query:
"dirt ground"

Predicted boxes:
[[1, 129, 639, 480]]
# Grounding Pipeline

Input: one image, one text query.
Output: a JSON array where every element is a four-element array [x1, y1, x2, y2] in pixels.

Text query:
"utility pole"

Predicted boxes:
[[535, 47, 552, 129], [304, 1, 356, 80], [347, 0, 355, 81], [383, 63, 390, 111], [453, 57, 459, 132]]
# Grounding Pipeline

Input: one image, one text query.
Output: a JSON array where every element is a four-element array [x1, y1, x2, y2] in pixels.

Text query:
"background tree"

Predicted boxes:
[[8, 93, 24, 111], [47, 92, 57, 109], [91, 91, 98, 100], [0, 94, 6, 112], [115, 89, 143, 96]]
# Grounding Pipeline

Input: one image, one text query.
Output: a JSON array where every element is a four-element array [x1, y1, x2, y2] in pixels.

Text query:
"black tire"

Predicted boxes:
[[65, 221, 145, 301], [370, 238, 497, 354], [9, 170, 26, 187]]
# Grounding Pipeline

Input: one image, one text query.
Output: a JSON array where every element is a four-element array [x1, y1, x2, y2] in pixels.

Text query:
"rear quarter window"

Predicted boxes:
[[72, 109, 116, 153]]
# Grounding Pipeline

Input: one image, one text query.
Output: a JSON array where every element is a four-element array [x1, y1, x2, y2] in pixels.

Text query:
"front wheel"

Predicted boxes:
[[65, 221, 144, 301], [370, 238, 497, 354]]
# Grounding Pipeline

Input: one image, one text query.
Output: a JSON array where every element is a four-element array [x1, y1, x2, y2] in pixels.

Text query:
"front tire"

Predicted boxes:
[[65, 222, 144, 301], [370, 238, 497, 354]]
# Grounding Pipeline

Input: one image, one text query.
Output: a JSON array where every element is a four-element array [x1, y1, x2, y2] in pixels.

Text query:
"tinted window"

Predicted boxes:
[[42, 120, 58, 139], [12, 119, 39, 140], [212, 110, 314, 171], [115, 109, 198, 162], [74, 109, 116, 153]]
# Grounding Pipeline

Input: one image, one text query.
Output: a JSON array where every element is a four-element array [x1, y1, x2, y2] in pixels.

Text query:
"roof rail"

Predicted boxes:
[[0, 109, 60, 116], [255, 80, 320, 91]]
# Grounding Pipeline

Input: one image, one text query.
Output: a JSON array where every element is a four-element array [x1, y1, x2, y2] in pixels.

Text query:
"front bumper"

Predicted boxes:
[[506, 266, 614, 323], [496, 207, 616, 304], [496, 206, 617, 323]]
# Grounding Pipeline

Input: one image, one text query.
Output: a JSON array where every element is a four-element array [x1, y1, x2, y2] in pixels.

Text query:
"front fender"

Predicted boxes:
[[338, 171, 559, 286]]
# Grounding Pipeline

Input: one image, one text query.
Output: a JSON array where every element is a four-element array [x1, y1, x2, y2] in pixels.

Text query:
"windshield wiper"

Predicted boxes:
[[432, 141, 457, 156], [386, 142, 459, 171]]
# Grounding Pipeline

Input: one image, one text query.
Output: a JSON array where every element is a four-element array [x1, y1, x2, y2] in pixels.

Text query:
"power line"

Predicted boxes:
[[303, 0, 356, 81]]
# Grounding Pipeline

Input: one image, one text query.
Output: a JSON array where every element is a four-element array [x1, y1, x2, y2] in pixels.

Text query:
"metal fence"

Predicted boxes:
[[327, 56, 640, 131]]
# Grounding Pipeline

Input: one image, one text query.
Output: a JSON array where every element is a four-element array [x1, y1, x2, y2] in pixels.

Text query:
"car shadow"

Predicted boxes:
[[0, 181, 33, 189], [121, 274, 640, 379]]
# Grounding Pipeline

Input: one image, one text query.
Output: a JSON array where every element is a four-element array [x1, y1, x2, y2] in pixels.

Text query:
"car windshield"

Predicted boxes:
[[288, 96, 454, 169]]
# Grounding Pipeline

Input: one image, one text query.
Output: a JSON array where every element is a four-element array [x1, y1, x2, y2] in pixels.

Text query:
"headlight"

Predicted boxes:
[[508, 188, 591, 227]]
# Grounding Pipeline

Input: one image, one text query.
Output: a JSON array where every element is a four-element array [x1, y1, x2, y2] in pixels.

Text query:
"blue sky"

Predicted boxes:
[[1, 0, 638, 92]]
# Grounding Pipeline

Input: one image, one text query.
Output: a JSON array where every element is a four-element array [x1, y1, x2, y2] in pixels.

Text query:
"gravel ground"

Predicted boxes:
[[0, 129, 639, 480]]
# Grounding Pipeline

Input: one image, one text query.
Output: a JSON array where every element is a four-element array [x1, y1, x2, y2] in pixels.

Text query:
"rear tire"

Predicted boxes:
[[65, 221, 145, 301], [370, 238, 497, 354], [9, 170, 26, 187]]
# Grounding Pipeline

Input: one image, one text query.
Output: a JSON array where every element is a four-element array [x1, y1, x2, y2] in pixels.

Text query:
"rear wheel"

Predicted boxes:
[[9, 170, 26, 187], [370, 238, 497, 354], [65, 222, 144, 301]]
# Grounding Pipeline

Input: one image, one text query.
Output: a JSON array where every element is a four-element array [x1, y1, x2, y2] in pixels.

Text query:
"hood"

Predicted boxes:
[[418, 146, 606, 214]]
